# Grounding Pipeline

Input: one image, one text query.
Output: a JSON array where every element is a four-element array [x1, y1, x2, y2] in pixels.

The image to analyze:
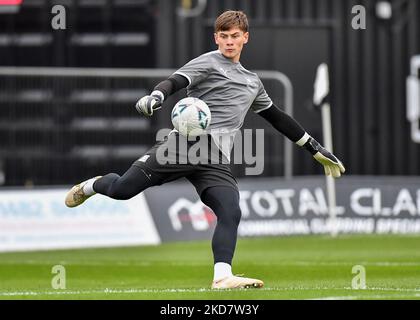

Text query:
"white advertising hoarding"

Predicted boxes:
[[0, 188, 161, 252]]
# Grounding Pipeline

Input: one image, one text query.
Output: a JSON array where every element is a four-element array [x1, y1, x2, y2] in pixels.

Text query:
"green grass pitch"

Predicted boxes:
[[0, 234, 419, 300]]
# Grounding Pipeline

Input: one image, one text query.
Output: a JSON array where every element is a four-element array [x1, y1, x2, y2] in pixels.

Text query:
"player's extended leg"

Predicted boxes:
[[65, 165, 159, 207], [200, 185, 264, 289]]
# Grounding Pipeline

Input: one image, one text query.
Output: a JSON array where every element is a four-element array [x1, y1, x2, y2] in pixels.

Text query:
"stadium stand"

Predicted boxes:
[[0, 0, 157, 185]]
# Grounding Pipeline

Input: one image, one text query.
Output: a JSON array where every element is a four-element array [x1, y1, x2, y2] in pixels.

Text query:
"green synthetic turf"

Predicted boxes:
[[0, 234, 419, 299]]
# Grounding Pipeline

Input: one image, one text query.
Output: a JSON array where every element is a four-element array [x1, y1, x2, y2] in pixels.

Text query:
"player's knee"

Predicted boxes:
[[231, 206, 242, 225], [108, 190, 131, 200], [107, 184, 136, 200], [221, 204, 241, 226]]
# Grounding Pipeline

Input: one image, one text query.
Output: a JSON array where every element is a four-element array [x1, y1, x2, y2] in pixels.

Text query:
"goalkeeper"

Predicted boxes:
[[65, 10, 345, 289]]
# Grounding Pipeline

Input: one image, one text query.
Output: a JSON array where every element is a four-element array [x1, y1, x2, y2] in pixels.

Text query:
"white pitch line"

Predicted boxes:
[[1, 286, 420, 297], [0, 287, 290, 296], [1, 260, 420, 267], [310, 293, 420, 300], [0, 288, 212, 296]]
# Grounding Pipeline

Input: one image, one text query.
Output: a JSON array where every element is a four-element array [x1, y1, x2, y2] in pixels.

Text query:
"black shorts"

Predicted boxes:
[[133, 132, 238, 196]]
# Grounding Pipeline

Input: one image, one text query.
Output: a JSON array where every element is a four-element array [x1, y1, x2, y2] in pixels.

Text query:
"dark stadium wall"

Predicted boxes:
[[0, 1, 157, 68], [239, 26, 330, 176], [156, 0, 420, 176], [1, 0, 420, 184]]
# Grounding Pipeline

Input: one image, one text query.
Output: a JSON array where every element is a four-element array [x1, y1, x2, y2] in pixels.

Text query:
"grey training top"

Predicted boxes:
[[173, 50, 273, 161]]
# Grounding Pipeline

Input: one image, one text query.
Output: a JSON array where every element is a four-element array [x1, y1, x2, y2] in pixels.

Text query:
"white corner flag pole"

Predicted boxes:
[[314, 63, 338, 237], [322, 103, 338, 237]]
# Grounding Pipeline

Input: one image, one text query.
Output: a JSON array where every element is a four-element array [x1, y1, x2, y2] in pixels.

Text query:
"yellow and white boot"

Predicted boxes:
[[211, 275, 264, 289], [65, 176, 101, 208]]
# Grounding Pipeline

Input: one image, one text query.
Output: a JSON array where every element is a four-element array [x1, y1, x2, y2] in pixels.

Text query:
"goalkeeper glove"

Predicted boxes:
[[303, 136, 345, 178], [135, 90, 164, 116]]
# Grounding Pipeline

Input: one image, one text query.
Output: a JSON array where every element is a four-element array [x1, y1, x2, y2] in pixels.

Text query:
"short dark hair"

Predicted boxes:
[[214, 10, 249, 33]]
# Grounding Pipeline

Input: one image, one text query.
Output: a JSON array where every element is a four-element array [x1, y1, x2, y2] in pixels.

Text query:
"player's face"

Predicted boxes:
[[214, 27, 249, 63]]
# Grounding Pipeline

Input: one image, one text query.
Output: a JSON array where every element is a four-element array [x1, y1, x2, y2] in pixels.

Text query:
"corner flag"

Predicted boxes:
[[313, 63, 338, 237]]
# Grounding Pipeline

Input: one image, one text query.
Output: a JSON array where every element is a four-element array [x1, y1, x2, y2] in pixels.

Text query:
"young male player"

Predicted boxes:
[[65, 10, 345, 289]]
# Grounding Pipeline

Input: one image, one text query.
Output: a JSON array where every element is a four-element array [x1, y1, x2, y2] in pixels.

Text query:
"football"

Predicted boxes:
[[171, 97, 211, 137]]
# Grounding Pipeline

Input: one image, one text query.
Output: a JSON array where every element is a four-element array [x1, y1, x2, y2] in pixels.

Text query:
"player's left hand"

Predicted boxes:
[[313, 148, 345, 178]]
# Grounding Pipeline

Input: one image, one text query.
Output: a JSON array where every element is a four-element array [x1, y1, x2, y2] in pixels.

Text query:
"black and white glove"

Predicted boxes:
[[303, 136, 345, 178], [135, 90, 164, 117]]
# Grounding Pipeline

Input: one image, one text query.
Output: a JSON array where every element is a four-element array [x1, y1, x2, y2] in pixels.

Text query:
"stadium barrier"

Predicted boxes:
[[1, 175, 419, 251], [145, 175, 420, 242], [0, 188, 160, 252]]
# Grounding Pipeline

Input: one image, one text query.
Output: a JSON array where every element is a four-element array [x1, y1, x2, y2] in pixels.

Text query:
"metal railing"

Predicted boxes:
[[0, 67, 293, 185]]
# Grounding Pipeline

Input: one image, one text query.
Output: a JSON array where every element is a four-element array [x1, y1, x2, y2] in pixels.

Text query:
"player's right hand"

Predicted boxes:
[[313, 148, 345, 178], [135, 94, 163, 117]]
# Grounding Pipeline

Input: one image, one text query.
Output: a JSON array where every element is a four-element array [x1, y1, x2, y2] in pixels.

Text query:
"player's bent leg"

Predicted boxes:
[[200, 185, 263, 289], [93, 165, 159, 200], [65, 165, 158, 207]]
